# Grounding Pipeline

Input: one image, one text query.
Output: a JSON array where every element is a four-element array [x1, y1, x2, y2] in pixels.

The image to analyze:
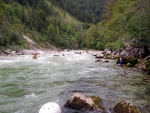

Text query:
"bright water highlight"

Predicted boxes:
[[0, 52, 149, 113]]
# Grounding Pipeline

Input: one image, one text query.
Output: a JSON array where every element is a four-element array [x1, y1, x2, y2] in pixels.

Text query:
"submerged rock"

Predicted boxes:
[[64, 92, 105, 112], [113, 100, 141, 113]]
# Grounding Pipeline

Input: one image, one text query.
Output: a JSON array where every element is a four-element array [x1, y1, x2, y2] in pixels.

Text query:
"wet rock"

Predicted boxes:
[[16, 51, 23, 55], [54, 54, 60, 56], [74, 51, 83, 54], [126, 63, 133, 67], [136, 56, 150, 74], [120, 44, 148, 59], [113, 100, 141, 113], [95, 60, 101, 62], [136, 59, 147, 71], [4, 49, 11, 55], [106, 50, 111, 55], [95, 54, 104, 58], [114, 53, 120, 59], [101, 50, 112, 59], [111, 51, 120, 58], [64, 92, 105, 112], [11, 51, 16, 56], [127, 57, 138, 66], [107, 50, 121, 59], [21, 50, 34, 55], [95, 59, 109, 62]]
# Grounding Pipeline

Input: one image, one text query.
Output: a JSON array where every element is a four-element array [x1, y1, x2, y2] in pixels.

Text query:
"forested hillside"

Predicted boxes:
[[49, 0, 108, 23], [0, 0, 149, 51], [0, 0, 87, 50], [86, 0, 150, 50]]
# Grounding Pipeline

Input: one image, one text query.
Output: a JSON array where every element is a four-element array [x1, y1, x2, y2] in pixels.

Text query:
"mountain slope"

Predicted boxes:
[[85, 0, 150, 50], [0, 0, 84, 50], [0, 0, 149, 51], [49, 0, 108, 23]]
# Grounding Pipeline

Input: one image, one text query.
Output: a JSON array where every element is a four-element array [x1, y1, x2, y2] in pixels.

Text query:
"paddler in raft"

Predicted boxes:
[[32, 53, 40, 59], [119, 58, 123, 67]]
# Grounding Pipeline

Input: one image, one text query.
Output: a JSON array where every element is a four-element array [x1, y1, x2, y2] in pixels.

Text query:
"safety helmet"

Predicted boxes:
[[39, 102, 61, 113]]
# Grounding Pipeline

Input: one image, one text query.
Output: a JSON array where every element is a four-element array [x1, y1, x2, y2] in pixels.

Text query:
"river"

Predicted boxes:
[[0, 51, 149, 113]]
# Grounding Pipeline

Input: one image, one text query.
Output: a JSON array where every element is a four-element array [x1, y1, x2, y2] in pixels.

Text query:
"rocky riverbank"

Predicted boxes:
[[89, 45, 150, 75]]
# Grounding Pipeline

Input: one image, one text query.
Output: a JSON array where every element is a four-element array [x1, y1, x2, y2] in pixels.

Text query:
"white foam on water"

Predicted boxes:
[[65, 55, 72, 61], [14, 110, 25, 113], [24, 93, 37, 99], [23, 55, 31, 60], [46, 61, 58, 65], [64, 53, 90, 62], [0, 60, 16, 64], [79, 70, 90, 75]]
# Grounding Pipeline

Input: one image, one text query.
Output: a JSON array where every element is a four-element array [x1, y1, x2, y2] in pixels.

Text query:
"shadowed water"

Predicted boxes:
[[0, 52, 149, 113]]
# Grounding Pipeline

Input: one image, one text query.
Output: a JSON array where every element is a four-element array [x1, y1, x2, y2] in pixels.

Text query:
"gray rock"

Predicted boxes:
[[113, 100, 141, 113], [64, 92, 105, 112], [120, 45, 147, 59]]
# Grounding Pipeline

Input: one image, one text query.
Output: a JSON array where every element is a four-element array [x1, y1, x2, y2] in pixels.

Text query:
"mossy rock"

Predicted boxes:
[[116, 58, 120, 64], [91, 96, 104, 111], [128, 57, 138, 66], [126, 63, 132, 67], [113, 100, 141, 113]]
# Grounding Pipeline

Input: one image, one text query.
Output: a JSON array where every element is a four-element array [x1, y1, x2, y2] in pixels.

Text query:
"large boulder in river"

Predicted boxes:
[[116, 44, 142, 66], [112, 100, 141, 113], [120, 44, 149, 59], [64, 92, 105, 112]]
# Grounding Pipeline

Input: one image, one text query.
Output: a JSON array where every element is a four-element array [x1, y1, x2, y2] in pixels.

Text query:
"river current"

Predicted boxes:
[[0, 51, 149, 113]]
